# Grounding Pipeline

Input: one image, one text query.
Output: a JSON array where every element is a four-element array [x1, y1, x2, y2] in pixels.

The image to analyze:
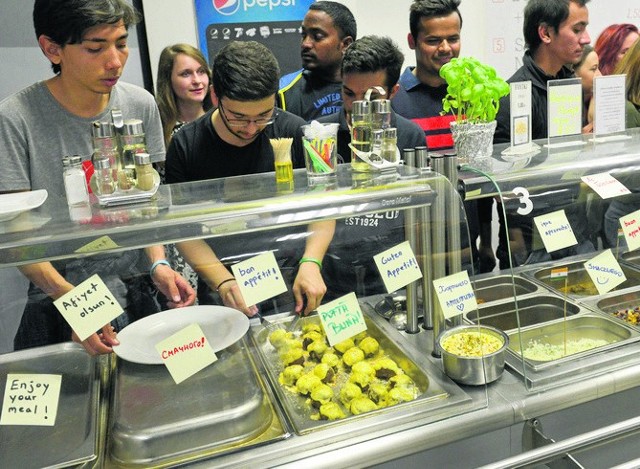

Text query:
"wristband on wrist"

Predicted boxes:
[[216, 277, 236, 292], [299, 257, 322, 270], [150, 259, 170, 277]]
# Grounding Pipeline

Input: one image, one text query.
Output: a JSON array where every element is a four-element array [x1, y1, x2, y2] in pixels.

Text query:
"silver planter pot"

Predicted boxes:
[[451, 120, 497, 171]]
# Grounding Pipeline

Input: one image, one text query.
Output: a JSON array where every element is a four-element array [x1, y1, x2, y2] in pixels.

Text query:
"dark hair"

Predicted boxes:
[[409, 0, 462, 41], [523, 0, 590, 54], [595, 23, 639, 75], [34, 0, 139, 74], [156, 43, 212, 145], [342, 36, 404, 90], [212, 41, 279, 101], [309, 1, 357, 40]]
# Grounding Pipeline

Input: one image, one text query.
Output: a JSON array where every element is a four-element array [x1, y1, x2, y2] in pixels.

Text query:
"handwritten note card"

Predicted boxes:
[[74, 235, 119, 253], [231, 251, 287, 307], [373, 241, 423, 293], [53, 274, 123, 341], [0, 374, 62, 426], [547, 78, 582, 138], [584, 249, 626, 295], [533, 210, 578, 253], [155, 323, 217, 384], [432, 271, 477, 320], [581, 173, 630, 199], [317, 292, 367, 346], [620, 209, 640, 251]]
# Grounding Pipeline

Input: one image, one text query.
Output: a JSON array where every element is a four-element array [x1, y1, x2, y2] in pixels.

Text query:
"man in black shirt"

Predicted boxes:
[[166, 41, 334, 316], [277, 1, 356, 121]]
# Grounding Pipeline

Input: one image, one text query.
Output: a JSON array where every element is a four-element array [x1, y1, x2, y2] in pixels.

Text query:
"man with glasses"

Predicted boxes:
[[166, 41, 332, 317]]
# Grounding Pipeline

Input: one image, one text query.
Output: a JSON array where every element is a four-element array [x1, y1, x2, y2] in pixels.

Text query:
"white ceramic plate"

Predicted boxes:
[[0, 190, 48, 222], [113, 305, 250, 364]]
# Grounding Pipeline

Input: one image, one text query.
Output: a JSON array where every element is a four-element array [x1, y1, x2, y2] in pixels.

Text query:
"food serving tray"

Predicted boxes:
[[251, 312, 452, 436], [472, 274, 543, 305], [0, 343, 100, 469], [107, 338, 287, 467], [584, 288, 640, 331], [524, 260, 640, 299]]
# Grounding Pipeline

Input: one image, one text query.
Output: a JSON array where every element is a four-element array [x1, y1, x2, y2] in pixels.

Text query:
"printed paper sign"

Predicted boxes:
[[548, 79, 582, 138], [317, 292, 367, 346], [581, 173, 630, 199], [0, 374, 62, 426], [373, 241, 423, 293], [594, 74, 626, 136], [155, 323, 217, 384], [584, 249, 626, 295], [620, 209, 640, 251], [509, 81, 532, 147], [54, 274, 123, 341], [231, 251, 287, 307], [533, 210, 578, 253], [432, 271, 477, 320]]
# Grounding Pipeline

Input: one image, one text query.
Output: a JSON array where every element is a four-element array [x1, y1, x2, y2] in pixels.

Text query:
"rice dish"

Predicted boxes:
[[440, 331, 504, 357], [521, 338, 608, 361]]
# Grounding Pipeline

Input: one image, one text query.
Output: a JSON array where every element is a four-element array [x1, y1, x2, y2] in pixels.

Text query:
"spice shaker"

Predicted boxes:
[[63, 155, 89, 206], [381, 128, 398, 164], [350, 100, 372, 172], [120, 119, 146, 189], [93, 156, 115, 195], [134, 152, 155, 191], [371, 99, 392, 130]]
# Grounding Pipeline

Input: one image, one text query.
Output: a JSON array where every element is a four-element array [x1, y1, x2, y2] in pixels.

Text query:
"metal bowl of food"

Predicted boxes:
[[438, 325, 509, 386]]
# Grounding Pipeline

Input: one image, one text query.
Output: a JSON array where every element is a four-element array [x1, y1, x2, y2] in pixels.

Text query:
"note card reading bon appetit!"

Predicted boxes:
[[373, 241, 422, 293], [433, 271, 477, 320], [53, 274, 123, 341], [0, 374, 62, 426], [231, 251, 287, 307], [620, 209, 640, 252]]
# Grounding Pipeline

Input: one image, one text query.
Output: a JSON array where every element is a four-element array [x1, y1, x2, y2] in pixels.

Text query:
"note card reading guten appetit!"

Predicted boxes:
[[433, 271, 477, 320], [155, 323, 217, 385], [533, 210, 578, 253], [231, 251, 287, 307], [584, 249, 626, 296], [53, 274, 123, 341], [317, 292, 367, 347], [373, 241, 422, 293], [0, 374, 62, 426]]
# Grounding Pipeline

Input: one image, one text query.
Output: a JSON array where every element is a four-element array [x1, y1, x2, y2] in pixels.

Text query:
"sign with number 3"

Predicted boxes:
[[513, 186, 533, 215]]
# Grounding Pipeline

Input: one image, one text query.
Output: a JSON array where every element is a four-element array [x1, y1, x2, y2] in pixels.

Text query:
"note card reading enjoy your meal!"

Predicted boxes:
[[533, 210, 578, 253], [0, 374, 62, 426], [155, 323, 217, 385], [373, 241, 422, 293], [620, 209, 640, 252], [231, 251, 287, 307], [433, 271, 477, 320], [584, 249, 626, 296], [53, 274, 123, 341], [317, 292, 367, 347]]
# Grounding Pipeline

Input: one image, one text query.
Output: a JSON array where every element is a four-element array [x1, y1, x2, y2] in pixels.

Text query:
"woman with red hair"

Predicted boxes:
[[594, 23, 639, 76]]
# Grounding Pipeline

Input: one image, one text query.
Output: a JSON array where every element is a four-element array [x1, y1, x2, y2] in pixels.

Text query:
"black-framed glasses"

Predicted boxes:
[[218, 100, 277, 127]]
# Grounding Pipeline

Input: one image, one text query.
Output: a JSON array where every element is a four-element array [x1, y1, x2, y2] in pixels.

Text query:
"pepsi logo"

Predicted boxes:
[[213, 0, 240, 16]]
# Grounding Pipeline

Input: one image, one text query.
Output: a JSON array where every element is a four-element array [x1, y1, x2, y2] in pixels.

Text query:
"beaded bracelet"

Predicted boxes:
[[150, 259, 170, 277], [299, 257, 322, 270], [216, 277, 236, 292]]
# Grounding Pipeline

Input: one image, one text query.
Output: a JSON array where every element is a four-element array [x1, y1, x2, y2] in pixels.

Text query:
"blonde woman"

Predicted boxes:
[[155, 44, 212, 304], [612, 37, 640, 129]]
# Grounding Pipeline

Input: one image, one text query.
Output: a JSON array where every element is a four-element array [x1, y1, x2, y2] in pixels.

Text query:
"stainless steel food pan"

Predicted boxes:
[[0, 343, 99, 469], [473, 275, 542, 304], [526, 261, 640, 298], [586, 289, 640, 329], [108, 339, 285, 467], [466, 295, 582, 332], [507, 314, 639, 370]]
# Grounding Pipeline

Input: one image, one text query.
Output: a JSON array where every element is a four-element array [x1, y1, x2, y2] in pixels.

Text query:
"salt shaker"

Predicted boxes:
[[63, 155, 89, 206]]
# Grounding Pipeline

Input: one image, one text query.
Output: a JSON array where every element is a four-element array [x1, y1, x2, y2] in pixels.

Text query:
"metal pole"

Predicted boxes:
[[415, 146, 433, 330], [429, 153, 447, 356], [403, 149, 419, 334]]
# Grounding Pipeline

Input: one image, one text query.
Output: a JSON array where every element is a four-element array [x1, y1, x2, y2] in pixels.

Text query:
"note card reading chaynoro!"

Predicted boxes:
[[433, 271, 477, 320], [620, 209, 640, 252], [1, 374, 62, 426], [53, 274, 123, 341], [584, 249, 626, 296], [155, 323, 218, 384], [373, 241, 423, 293], [317, 292, 367, 347], [231, 251, 287, 307], [533, 210, 578, 253]]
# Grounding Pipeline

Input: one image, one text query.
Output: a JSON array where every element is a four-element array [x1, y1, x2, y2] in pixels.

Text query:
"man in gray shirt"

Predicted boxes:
[[0, 0, 194, 354]]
